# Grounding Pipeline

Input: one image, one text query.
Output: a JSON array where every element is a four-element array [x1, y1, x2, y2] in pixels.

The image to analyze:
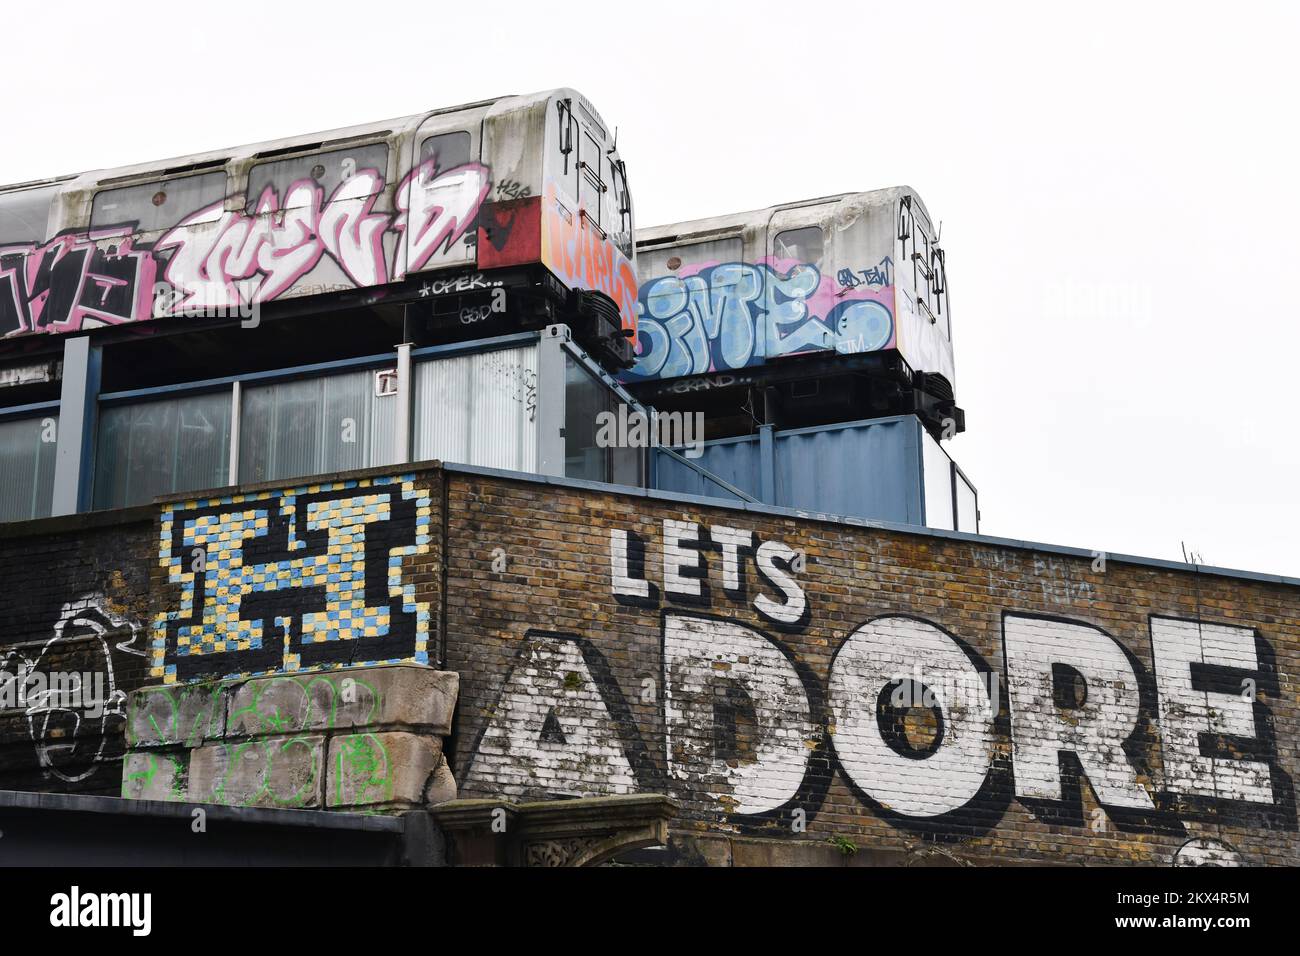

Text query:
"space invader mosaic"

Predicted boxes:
[[153, 475, 433, 683]]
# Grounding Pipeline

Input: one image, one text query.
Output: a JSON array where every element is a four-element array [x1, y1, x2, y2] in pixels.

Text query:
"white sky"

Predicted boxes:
[[5, 0, 1297, 577]]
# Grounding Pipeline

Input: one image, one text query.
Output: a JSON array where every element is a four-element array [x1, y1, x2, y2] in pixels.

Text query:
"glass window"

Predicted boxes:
[[0, 184, 58, 245], [956, 471, 978, 533], [564, 354, 641, 485], [773, 226, 824, 269], [0, 413, 57, 521], [418, 132, 471, 173], [92, 171, 227, 232], [922, 431, 955, 531], [246, 144, 389, 210], [239, 369, 399, 485], [610, 160, 633, 258], [94, 392, 231, 510], [552, 100, 579, 202]]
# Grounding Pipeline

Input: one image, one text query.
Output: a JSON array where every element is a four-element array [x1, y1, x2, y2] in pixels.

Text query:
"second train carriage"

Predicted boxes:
[[0, 88, 638, 370], [626, 188, 962, 439]]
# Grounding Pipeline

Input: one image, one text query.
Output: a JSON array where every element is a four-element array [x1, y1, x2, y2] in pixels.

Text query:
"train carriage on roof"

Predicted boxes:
[[0, 88, 638, 370], [627, 187, 961, 439]]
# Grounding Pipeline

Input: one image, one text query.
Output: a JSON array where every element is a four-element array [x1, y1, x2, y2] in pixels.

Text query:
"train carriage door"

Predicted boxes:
[[397, 114, 489, 279], [765, 203, 836, 362], [577, 127, 606, 236]]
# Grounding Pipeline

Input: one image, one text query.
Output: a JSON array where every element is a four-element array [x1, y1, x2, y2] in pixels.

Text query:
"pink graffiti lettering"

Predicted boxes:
[[0, 230, 157, 336], [392, 160, 492, 279], [2, 163, 492, 335]]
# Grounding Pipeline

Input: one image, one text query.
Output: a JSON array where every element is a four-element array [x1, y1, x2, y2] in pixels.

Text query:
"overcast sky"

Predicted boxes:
[[5, 1, 1297, 577]]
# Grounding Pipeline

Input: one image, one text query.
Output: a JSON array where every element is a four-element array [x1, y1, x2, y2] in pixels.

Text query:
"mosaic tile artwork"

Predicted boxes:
[[153, 476, 433, 683]]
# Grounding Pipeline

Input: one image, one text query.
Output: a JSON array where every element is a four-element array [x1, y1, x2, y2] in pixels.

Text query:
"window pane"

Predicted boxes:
[[563, 356, 644, 485], [922, 431, 955, 531], [92, 171, 227, 232], [0, 184, 58, 244], [773, 226, 824, 269], [418, 132, 471, 173], [247, 144, 389, 210], [956, 472, 978, 533], [94, 393, 231, 509], [610, 162, 632, 258], [239, 369, 397, 485], [564, 354, 608, 481], [240, 378, 322, 484], [553, 103, 578, 200], [0, 414, 57, 521]]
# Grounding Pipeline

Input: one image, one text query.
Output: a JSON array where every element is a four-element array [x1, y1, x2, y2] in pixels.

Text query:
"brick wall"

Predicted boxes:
[[1, 462, 1297, 865], [0, 508, 155, 794], [442, 469, 1300, 867]]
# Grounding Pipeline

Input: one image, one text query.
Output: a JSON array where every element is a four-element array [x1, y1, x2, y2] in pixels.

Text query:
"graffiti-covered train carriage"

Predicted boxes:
[[626, 188, 962, 438], [0, 88, 638, 370]]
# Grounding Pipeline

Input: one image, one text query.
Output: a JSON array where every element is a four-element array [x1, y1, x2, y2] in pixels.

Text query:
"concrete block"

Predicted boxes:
[[228, 665, 458, 737], [121, 751, 188, 802], [327, 731, 441, 809], [189, 735, 324, 809], [128, 682, 226, 748]]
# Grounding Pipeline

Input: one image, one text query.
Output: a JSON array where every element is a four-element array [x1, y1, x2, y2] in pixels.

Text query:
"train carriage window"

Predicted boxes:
[[609, 159, 633, 258], [0, 184, 59, 244], [554, 99, 579, 200], [418, 132, 471, 174], [246, 143, 388, 211], [92, 171, 227, 232], [576, 101, 608, 143], [773, 226, 824, 270]]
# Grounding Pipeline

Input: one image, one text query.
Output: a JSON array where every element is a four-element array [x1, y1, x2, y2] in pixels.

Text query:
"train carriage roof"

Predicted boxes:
[[636, 185, 935, 245], [0, 88, 608, 196]]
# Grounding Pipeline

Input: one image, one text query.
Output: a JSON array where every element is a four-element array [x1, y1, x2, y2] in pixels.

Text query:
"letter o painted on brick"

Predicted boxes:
[[828, 616, 995, 817]]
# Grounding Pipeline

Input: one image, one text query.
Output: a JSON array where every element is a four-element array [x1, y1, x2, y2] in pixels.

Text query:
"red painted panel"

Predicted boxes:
[[476, 196, 541, 270]]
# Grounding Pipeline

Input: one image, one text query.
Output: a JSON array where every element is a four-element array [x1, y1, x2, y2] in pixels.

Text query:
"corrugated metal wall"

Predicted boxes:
[[652, 436, 763, 502], [412, 344, 538, 472], [776, 418, 924, 523], [653, 416, 937, 527]]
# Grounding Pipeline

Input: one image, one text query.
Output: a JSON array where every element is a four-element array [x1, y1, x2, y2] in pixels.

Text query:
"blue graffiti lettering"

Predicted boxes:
[[628, 262, 894, 381]]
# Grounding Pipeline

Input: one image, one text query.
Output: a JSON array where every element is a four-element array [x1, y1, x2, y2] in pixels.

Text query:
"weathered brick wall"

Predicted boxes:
[[443, 470, 1300, 867], [0, 509, 155, 794], [2, 462, 1297, 866]]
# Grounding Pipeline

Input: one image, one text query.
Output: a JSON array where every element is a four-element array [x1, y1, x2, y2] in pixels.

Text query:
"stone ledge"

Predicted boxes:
[[123, 663, 459, 813], [431, 794, 678, 866]]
